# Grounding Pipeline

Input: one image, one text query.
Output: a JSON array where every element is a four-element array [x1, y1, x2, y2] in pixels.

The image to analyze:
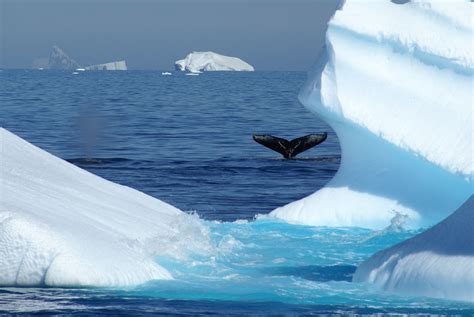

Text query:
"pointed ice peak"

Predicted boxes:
[[48, 44, 81, 70]]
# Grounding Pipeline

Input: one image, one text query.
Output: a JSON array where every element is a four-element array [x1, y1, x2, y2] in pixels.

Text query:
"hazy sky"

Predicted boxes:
[[0, 0, 338, 70]]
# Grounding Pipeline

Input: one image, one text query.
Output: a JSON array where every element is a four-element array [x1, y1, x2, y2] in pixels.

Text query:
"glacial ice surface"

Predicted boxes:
[[270, 0, 473, 229], [268, 0, 473, 302], [0, 128, 211, 287], [175, 52, 254, 73], [354, 195, 474, 302]]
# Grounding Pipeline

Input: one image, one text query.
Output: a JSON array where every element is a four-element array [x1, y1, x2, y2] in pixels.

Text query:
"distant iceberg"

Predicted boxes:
[[33, 45, 128, 71], [270, 0, 473, 230], [85, 60, 127, 71], [0, 128, 210, 287], [354, 196, 474, 302], [47, 45, 81, 70], [175, 51, 254, 72]]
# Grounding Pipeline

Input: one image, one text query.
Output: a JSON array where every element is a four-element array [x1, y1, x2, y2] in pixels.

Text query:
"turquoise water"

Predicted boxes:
[[140, 220, 417, 304], [1, 220, 471, 314], [0, 70, 472, 315]]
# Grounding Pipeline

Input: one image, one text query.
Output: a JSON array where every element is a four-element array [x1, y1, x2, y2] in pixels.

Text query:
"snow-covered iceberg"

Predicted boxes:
[[0, 128, 210, 287], [270, 0, 473, 229], [175, 52, 254, 72], [85, 60, 127, 71], [354, 195, 474, 302]]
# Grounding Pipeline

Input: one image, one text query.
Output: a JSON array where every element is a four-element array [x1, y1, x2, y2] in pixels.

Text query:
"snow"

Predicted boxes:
[[85, 60, 127, 71], [175, 52, 254, 72], [354, 195, 474, 302], [270, 0, 473, 229], [0, 128, 211, 287]]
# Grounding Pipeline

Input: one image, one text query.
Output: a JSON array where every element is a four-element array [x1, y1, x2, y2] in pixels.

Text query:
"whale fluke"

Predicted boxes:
[[253, 133, 327, 159]]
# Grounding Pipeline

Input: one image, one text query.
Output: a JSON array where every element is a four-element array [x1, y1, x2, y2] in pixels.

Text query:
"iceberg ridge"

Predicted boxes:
[[270, 0, 473, 229], [0, 128, 211, 287]]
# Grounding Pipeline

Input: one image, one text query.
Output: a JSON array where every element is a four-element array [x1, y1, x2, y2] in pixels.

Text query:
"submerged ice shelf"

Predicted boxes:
[[0, 128, 211, 287]]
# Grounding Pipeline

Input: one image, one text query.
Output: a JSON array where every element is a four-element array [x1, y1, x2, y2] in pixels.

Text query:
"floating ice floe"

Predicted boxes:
[[0, 128, 211, 287]]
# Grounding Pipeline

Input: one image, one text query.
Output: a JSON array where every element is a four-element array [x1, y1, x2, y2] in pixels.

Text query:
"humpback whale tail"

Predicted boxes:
[[253, 133, 327, 159]]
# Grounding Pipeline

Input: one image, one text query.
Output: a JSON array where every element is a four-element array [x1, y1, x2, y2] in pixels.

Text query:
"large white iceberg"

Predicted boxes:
[[354, 195, 474, 302], [270, 0, 473, 229], [175, 52, 254, 72], [0, 128, 210, 287], [269, 0, 474, 303]]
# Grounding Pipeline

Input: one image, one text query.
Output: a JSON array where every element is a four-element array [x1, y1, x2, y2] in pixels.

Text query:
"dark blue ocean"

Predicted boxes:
[[0, 70, 472, 315]]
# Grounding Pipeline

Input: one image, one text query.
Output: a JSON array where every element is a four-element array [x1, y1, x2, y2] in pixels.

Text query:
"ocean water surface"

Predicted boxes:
[[0, 70, 472, 315]]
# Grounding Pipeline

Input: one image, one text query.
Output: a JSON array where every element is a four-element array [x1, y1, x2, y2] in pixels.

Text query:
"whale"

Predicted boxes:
[[253, 133, 327, 159]]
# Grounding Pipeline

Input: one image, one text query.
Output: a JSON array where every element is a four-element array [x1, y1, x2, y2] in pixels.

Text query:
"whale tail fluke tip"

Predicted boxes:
[[253, 133, 327, 159]]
